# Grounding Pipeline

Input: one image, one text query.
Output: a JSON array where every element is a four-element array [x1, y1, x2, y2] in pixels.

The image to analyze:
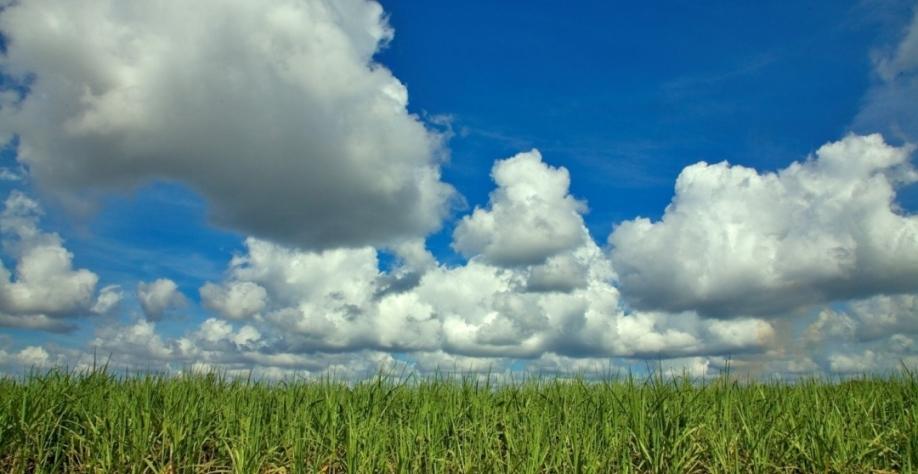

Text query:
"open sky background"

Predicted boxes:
[[1, 0, 917, 379]]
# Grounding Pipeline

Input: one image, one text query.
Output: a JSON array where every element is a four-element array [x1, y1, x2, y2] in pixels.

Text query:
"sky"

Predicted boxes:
[[0, 0, 917, 379]]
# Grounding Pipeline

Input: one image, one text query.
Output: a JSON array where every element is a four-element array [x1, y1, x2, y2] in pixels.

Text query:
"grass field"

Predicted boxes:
[[1, 368, 916, 473]]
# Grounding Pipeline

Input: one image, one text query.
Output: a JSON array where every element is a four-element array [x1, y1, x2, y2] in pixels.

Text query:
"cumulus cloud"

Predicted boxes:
[[0, 0, 455, 250], [453, 150, 588, 266], [1, 0, 914, 379], [91, 319, 175, 362], [524, 353, 618, 376], [200, 281, 267, 321], [0, 345, 55, 371], [78, 317, 401, 380], [806, 293, 918, 347], [828, 350, 878, 374], [411, 351, 508, 374], [137, 278, 186, 321], [610, 134, 918, 317], [190, 150, 776, 364], [0, 191, 111, 331]]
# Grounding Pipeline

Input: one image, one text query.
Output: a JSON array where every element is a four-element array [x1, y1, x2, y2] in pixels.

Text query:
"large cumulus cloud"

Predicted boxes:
[[0, 0, 455, 250], [610, 134, 918, 317], [190, 151, 776, 362]]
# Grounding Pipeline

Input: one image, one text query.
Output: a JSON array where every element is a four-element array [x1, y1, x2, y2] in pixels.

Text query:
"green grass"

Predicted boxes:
[[1, 368, 915, 473]]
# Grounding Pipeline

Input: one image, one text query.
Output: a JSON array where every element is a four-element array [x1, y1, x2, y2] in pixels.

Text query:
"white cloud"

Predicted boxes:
[[0, 168, 22, 181], [8, 130, 907, 376], [855, 7, 918, 141], [875, 9, 918, 83], [524, 353, 618, 376], [828, 350, 878, 374], [0, 0, 913, 378], [847, 293, 918, 341], [797, 292, 918, 376], [452, 150, 588, 266], [16, 345, 51, 367], [660, 357, 713, 378], [91, 284, 123, 315], [0, 0, 455, 250], [805, 309, 857, 344], [137, 278, 185, 321], [0, 344, 61, 372], [0, 313, 74, 332], [411, 351, 508, 374], [81, 317, 402, 380], [91, 319, 175, 362], [0, 191, 111, 331], [200, 281, 267, 320], [610, 134, 918, 317], [806, 293, 918, 345], [192, 150, 777, 362]]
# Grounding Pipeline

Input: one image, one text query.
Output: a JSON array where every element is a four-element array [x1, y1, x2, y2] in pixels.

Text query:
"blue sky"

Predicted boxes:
[[0, 0, 917, 378], [379, 0, 916, 245]]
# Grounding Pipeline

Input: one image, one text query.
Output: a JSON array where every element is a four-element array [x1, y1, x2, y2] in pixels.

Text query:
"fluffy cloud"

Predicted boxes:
[[1, 0, 915, 379], [0, 345, 56, 372], [411, 351, 508, 374], [453, 150, 588, 266], [92, 284, 123, 315], [137, 278, 186, 321], [204, 237, 431, 352], [0, 0, 454, 250], [91, 319, 175, 362], [79, 317, 400, 380], [808, 294, 918, 344], [192, 151, 776, 363], [200, 281, 267, 321], [610, 134, 918, 317], [0, 192, 112, 331], [828, 350, 878, 374]]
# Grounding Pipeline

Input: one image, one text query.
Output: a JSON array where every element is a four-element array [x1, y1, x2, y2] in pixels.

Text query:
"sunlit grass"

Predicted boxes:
[[1, 367, 915, 473]]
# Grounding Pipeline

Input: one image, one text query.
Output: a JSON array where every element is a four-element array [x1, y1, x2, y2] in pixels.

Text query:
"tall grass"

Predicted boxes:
[[1, 368, 915, 473]]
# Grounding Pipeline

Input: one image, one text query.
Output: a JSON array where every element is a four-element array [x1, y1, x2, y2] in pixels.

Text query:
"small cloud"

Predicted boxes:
[[0, 167, 22, 181], [137, 279, 186, 321]]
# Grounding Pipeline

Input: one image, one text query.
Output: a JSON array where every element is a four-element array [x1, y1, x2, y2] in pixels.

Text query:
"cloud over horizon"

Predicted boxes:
[[0, 1, 916, 379], [610, 134, 918, 317]]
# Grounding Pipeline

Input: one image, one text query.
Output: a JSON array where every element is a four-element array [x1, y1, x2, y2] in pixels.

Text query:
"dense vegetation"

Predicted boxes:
[[1, 368, 915, 473]]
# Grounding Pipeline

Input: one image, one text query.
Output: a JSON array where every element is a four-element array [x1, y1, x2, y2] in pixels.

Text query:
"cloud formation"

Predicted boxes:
[[854, 7, 918, 141], [0, 137, 914, 378], [453, 150, 588, 266], [200, 281, 267, 321], [0, 0, 916, 380], [137, 278, 186, 321], [190, 152, 776, 362], [0, 0, 454, 250], [610, 134, 918, 317], [0, 192, 115, 331]]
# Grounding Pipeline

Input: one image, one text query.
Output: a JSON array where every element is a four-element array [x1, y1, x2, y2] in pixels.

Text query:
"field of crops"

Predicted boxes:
[[1, 369, 915, 473]]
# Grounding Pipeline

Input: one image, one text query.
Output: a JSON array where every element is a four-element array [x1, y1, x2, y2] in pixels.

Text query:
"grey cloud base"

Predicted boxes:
[[1, 135, 917, 379], [610, 134, 918, 317], [0, 0, 455, 250]]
